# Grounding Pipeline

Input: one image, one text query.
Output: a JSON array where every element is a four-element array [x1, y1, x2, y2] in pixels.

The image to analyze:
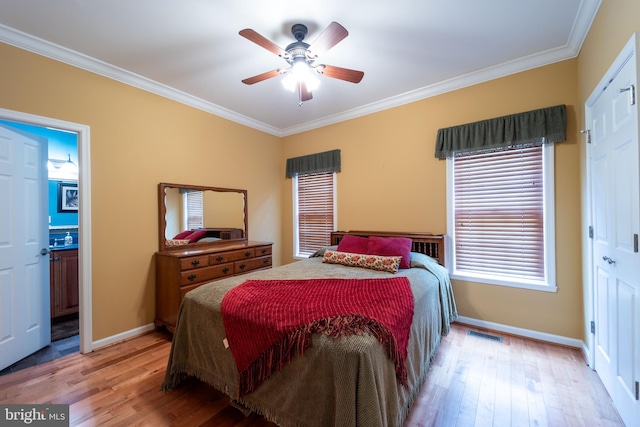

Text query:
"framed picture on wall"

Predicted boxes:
[[58, 182, 78, 212]]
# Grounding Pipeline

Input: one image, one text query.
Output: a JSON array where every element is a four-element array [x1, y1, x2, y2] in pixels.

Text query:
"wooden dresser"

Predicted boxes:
[[155, 240, 273, 332]]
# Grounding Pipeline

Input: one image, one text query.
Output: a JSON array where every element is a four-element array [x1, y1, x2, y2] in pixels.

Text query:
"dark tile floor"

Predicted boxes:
[[0, 328, 79, 376]]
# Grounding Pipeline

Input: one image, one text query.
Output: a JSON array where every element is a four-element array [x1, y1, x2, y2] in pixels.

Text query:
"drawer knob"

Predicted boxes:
[[191, 260, 200, 266], [216, 256, 224, 262], [261, 249, 267, 254], [187, 274, 197, 281], [239, 263, 246, 270], [263, 258, 269, 264], [244, 251, 251, 257], [222, 267, 229, 274]]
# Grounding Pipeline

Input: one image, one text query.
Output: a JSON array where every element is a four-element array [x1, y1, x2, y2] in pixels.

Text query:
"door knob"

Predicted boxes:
[[40, 248, 51, 256]]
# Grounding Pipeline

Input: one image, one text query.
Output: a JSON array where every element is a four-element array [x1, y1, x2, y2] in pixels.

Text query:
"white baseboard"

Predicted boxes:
[[88, 319, 591, 365], [455, 316, 586, 349], [581, 342, 592, 368], [91, 323, 156, 350]]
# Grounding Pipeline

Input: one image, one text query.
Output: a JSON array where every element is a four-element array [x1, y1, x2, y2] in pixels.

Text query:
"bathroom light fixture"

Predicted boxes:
[[48, 154, 78, 180], [62, 154, 77, 174]]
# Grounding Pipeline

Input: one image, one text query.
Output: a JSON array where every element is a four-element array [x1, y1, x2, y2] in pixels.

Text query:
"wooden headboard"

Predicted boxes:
[[330, 231, 446, 266]]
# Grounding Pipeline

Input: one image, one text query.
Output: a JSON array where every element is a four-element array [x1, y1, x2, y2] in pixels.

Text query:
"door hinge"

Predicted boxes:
[[620, 84, 636, 105], [590, 320, 596, 334], [580, 129, 591, 144], [636, 381, 639, 400], [634, 233, 638, 253], [589, 226, 594, 239]]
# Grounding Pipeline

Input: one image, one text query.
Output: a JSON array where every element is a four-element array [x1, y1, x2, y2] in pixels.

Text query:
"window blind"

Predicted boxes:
[[297, 172, 334, 256], [185, 190, 204, 230], [453, 145, 544, 280]]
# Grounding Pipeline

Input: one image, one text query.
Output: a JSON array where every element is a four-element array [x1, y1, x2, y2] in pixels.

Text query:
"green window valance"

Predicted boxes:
[[285, 149, 341, 178], [434, 104, 567, 159]]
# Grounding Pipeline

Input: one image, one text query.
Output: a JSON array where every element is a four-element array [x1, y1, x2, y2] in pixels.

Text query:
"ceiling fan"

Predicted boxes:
[[239, 22, 364, 104]]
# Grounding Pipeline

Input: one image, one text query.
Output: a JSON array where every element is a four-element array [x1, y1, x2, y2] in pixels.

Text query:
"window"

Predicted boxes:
[[447, 144, 556, 291], [293, 171, 336, 258], [287, 149, 340, 257], [437, 105, 565, 291], [182, 190, 203, 230]]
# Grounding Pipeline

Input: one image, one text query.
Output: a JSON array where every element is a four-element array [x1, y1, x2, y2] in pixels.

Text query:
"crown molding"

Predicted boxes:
[[0, 24, 282, 137], [1, 0, 600, 137], [282, 1, 602, 136], [281, 44, 577, 136]]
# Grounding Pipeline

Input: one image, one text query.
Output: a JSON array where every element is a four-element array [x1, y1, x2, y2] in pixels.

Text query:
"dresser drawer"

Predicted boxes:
[[255, 245, 272, 257], [235, 256, 272, 273], [180, 263, 233, 286], [179, 255, 209, 271], [209, 248, 255, 264]]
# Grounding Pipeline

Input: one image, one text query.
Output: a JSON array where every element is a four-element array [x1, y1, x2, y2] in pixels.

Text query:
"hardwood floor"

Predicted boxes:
[[405, 323, 624, 427], [0, 323, 624, 426]]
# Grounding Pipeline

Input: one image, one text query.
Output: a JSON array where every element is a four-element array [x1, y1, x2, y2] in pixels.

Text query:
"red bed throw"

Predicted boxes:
[[221, 277, 414, 396]]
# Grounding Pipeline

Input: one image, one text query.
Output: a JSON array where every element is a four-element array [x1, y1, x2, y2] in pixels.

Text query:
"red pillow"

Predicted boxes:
[[337, 234, 369, 254], [173, 230, 193, 239], [186, 230, 207, 243], [367, 236, 412, 269]]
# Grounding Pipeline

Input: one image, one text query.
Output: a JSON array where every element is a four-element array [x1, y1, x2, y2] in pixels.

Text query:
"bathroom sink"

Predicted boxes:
[[49, 244, 78, 251]]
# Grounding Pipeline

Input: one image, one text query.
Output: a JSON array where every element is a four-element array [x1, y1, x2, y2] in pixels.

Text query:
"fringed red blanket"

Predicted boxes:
[[220, 277, 414, 396]]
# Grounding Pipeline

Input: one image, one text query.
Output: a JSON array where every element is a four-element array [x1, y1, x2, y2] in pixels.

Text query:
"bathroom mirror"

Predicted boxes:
[[158, 182, 248, 252]]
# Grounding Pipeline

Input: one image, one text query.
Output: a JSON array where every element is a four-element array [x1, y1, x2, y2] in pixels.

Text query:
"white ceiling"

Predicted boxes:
[[0, 0, 600, 136]]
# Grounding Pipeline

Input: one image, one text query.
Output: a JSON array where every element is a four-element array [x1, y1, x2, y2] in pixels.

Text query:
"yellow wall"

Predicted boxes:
[[0, 42, 282, 340], [2, 0, 638, 343], [203, 191, 245, 230], [280, 1, 640, 342], [163, 187, 182, 239], [282, 60, 583, 339]]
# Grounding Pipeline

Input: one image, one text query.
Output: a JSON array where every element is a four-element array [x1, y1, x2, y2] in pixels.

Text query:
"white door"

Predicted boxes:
[[0, 124, 51, 371], [588, 41, 640, 427]]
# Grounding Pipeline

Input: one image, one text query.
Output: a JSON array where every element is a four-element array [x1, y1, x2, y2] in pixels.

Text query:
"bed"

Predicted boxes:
[[161, 231, 457, 427]]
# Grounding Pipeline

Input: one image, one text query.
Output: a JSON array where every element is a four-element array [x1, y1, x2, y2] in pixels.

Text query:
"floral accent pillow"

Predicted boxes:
[[322, 250, 401, 273], [165, 239, 190, 247]]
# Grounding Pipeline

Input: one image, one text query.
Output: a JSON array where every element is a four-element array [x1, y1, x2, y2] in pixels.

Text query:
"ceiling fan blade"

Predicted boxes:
[[317, 65, 364, 83], [239, 28, 287, 57], [299, 81, 313, 103], [241, 69, 282, 85], [307, 22, 348, 57]]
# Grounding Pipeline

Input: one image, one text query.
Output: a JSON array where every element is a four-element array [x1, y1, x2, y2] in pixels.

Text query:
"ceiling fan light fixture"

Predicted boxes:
[[240, 22, 362, 103], [281, 73, 297, 92], [282, 61, 320, 92]]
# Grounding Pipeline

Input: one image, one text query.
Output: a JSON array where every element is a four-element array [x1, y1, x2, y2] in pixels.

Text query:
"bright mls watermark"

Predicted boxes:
[[0, 405, 69, 426]]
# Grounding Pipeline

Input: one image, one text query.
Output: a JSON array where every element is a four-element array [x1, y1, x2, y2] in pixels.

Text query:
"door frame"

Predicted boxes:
[[0, 107, 93, 354], [584, 32, 638, 369]]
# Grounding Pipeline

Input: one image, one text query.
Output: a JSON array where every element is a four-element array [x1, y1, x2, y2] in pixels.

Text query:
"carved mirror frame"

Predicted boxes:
[[158, 182, 248, 252]]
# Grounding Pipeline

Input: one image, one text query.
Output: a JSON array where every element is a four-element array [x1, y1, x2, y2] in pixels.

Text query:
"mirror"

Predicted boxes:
[[158, 182, 248, 252]]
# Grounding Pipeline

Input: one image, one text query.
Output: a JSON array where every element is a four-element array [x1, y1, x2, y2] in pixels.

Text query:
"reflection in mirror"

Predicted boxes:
[[158, 183, 248, 252]]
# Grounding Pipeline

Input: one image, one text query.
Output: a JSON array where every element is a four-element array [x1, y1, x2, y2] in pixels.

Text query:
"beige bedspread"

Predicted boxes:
[[161, 252, 457, 427]]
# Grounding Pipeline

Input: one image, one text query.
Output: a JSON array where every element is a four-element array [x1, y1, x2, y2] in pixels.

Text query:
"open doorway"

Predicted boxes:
[[0, 108, 93, 375], [0, 119, 79, 375]]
